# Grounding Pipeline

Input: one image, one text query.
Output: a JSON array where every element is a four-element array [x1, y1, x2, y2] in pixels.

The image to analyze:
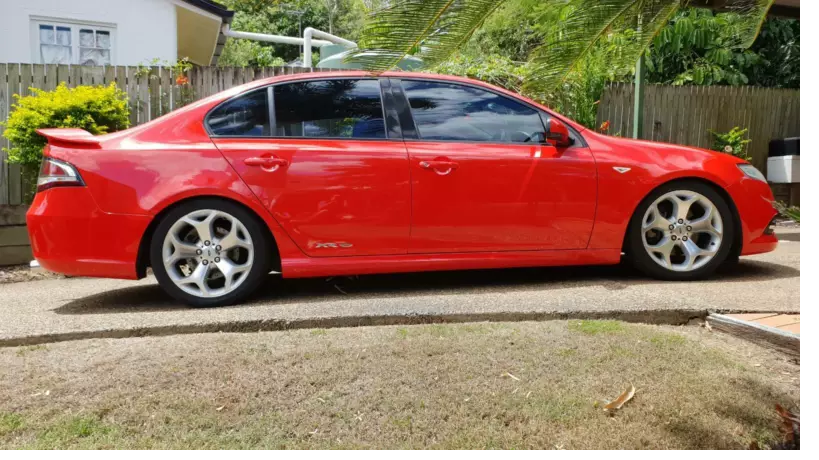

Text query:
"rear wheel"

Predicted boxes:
[[150, 199, 271, 307], [626, 181, 735, 280]]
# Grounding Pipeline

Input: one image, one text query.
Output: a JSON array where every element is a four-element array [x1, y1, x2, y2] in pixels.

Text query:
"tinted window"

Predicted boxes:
[[273, 79, 386, 139], [401, 80, 545, 143], [207, 89, 269, 136]]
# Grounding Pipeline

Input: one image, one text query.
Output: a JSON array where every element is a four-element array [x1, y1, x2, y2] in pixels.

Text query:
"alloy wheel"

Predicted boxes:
[[640, 190, 723, 272], [162, 209, 254, 298]]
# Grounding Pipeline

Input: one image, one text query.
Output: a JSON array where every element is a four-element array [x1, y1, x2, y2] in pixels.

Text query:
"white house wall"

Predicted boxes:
[[0, 0, 178, 65]]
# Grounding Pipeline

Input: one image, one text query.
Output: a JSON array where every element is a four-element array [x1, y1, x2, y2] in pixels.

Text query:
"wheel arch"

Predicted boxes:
[[621, 176, 743, 259], [136, 195, 282, 278]]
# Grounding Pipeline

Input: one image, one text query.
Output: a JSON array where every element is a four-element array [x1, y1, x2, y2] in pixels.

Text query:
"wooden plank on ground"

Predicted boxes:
[[0, 245, 33, 267], [0, 205, 28, 226], [707, 312, 799, 358], [0, 226, 30, 246]]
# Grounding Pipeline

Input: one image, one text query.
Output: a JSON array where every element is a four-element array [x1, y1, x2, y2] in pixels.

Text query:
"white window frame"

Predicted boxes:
[[30, 16, 116, 65]]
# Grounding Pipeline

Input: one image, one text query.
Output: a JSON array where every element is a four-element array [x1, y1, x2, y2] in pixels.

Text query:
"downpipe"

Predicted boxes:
[[221, 25, 332, 48], [302, 27, 357, 67]]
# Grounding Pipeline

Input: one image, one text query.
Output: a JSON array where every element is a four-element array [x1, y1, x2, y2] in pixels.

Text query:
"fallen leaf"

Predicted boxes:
[[504, 372, 520, 381], [603, 385, 636, 413], [44, 390, 51, 396]]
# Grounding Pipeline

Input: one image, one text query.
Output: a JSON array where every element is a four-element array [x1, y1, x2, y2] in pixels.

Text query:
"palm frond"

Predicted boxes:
[[525, 0, 774, 90], [526, 0, 681, 90], [345, 0, 505, 71], [720, 0, 776, 47]]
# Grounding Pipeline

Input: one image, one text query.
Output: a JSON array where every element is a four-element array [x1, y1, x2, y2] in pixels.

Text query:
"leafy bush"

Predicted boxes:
[[774, 201, 800, 223], [710, 127, 751, 161], [1, 83, 130, 170]]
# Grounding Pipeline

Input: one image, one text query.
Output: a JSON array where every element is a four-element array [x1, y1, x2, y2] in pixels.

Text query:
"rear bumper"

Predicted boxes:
[[727, 177, 778, 256], [26, 187, 151, 279]]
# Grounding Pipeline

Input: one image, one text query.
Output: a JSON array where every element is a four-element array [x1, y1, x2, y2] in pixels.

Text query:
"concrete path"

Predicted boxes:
[[0, 231, 799, 346]]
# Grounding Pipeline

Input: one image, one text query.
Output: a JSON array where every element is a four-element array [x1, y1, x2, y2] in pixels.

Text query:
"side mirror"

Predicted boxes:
[[545, 118, 571, 147]]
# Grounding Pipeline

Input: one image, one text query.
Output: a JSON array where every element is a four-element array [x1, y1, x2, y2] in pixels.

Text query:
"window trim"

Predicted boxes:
[[205, 77, 394, 141], [396, 77, 587, 147], [30, 15, 116, 65]]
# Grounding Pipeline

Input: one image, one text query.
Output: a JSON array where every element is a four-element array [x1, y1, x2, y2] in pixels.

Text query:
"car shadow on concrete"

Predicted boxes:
[[54, 258, 799, 315]]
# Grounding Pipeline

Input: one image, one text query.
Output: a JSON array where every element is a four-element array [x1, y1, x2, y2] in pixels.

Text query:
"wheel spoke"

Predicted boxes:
[[648, 237, 676, 268], [215, 258, 251, 290], [179, 262, 210, 296], [689, 206, 721, 236], [216, 217, 252, 251], [184, 211, 217, 243], [671, 193, 697, 222], [164, 234, 199, 264], [642, 205, 672, 232]]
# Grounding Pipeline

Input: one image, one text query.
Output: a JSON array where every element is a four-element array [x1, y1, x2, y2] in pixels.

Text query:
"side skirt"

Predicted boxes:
[[281, 249, 622, 279]]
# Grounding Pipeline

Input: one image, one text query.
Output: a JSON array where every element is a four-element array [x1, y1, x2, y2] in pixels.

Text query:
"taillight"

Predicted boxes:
[[36, 157, 84, 192]]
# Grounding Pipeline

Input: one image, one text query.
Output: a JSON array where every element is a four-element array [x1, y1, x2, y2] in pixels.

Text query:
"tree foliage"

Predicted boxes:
[[348, 0, 775, 91], [644, 8, 798, 87], [218, 0, 383, 66]]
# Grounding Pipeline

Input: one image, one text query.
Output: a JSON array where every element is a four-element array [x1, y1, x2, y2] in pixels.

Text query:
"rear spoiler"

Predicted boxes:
[[36, 128, 101, 147]]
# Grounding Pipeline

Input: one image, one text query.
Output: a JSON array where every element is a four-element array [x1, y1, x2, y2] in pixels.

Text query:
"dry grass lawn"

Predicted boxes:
[[0, 320, 799, 449]]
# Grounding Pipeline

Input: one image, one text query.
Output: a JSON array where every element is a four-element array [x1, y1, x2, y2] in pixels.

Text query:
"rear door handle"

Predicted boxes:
[[244, 156, 289, 172]]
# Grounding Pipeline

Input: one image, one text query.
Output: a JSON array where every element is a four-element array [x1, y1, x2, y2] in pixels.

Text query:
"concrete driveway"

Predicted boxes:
[[0, 230, 799, 346]]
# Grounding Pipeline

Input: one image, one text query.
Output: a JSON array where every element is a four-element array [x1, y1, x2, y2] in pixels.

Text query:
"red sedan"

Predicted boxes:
[[28, 71, 778, 307]]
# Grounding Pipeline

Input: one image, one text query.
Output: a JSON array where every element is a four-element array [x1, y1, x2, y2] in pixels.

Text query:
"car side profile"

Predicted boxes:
[[27, 71, 778, 307]]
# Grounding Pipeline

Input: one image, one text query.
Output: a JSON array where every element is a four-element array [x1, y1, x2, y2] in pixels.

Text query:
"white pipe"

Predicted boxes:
[[303, 27, 357, 67], [221, 25, 332, 47]]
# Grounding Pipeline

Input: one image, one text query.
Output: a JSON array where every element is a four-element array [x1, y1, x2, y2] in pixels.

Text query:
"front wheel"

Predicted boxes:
[[626, 181, 735, 280], [149, 199, 271, 307]]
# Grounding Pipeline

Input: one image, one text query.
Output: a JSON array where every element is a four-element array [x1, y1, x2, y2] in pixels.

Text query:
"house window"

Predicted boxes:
[[32, 18, 115, 65], [39, 25, 72, 64], [79, 29, 111, 65]]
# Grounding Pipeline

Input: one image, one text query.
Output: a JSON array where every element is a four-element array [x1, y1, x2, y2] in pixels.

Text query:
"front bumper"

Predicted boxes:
[[26, 187, 151, 279], [726, 177, 778, 256]]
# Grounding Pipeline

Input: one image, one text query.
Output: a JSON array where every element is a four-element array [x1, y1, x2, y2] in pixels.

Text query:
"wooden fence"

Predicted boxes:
[[595, 83, 800, 174], [0, 63, 332, 265]]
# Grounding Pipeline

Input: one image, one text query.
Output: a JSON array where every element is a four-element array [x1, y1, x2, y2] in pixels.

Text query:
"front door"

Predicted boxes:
[[210, 79, 411, 257], [398, 79, 597, 253]]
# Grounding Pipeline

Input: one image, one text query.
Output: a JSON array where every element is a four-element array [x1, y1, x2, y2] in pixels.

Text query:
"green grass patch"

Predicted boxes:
[[16, 345, 48, 357], [0, 412, 24, 435], [568, 320, 624, 335], [648, 332, 687, 348]]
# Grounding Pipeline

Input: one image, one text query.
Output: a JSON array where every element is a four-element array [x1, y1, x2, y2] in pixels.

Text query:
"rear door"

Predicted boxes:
[[396, 79, 598, 253], [210, 78, 411, 257]]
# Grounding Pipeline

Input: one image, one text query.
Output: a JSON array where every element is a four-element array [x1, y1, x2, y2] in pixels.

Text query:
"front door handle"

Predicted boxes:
[[419, 160, 459, 175], [244, 156, 289, 172]]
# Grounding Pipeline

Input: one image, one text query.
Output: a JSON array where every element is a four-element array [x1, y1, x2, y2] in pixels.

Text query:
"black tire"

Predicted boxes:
[[625, 180, 735, 281], [150, 198, 272, 307]]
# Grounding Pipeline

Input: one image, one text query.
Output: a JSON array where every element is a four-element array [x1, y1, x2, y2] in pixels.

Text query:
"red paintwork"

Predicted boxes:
[[26, 71, 778, 281]]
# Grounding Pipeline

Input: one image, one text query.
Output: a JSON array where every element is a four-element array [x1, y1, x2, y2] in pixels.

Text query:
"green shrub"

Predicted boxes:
[[709, 126, 751, 161], [774, 201, 800, 223], [1, 83, 130, 171]]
